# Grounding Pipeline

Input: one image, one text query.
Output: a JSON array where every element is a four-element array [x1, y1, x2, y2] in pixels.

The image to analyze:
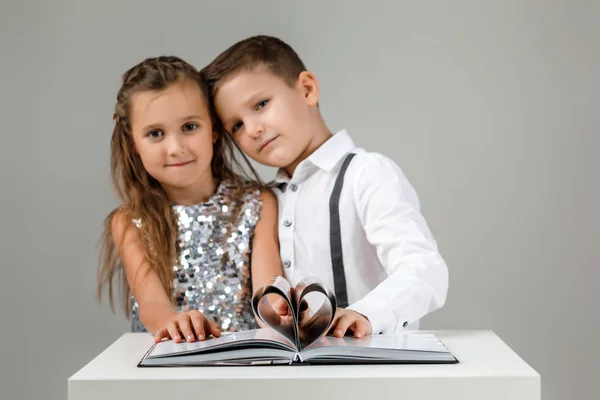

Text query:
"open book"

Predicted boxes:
[[138, 277, 457, 366]]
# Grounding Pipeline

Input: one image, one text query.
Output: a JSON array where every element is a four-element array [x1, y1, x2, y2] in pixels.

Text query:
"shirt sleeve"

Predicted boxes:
[[345, 153, 449, 334]]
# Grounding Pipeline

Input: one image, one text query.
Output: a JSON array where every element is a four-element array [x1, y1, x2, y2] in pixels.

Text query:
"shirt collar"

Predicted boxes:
[[273, 129, 355, 184]]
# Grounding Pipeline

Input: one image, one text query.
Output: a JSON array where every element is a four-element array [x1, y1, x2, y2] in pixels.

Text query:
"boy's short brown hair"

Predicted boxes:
[[201, 35, 307, 96]]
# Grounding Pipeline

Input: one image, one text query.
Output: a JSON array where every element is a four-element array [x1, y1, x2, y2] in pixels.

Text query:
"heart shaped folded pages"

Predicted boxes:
[[252, 276, 337, 350]]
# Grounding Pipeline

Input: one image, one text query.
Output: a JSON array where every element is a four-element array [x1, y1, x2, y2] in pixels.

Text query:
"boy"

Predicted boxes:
[[201, 35, 448, 338]]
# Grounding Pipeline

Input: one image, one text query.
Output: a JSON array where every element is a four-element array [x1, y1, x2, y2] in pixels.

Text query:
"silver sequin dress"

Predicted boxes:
[[131, 181, 262, 333]]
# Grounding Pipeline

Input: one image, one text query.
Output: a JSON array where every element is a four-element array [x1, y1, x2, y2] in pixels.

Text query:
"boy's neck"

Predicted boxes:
[[284, 124, 333, 177]]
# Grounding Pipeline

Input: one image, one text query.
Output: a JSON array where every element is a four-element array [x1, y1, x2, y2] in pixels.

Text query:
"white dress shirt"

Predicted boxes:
[[272, 129, 449, 334]]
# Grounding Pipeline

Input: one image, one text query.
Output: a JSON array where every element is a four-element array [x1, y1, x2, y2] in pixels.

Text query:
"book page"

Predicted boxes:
[[300, 333, 456, 363], [251, 276, 300, 349], [147, 328, 295, 359], [293, 277, 337, 349], [305, 333, 450, 352]]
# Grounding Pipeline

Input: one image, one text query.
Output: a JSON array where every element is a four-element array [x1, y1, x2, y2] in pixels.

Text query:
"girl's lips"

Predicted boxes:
[[167, 160, 193, 167]]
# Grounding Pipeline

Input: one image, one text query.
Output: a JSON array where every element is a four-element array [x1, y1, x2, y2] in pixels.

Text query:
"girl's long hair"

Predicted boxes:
[[97, 56, 263, 316]]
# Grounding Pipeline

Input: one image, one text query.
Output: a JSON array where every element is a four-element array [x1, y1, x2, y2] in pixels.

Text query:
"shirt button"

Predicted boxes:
[[283, 260, 291, 268], [289, 184, 298, 192], [283, 220, 293, 227]]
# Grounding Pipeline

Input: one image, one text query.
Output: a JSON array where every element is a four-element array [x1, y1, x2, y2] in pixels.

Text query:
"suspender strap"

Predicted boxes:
[[329, 153, 356, 308]]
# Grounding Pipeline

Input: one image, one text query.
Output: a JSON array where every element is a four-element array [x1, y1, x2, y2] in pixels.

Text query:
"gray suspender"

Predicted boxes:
[[329, 153, 356, 308]]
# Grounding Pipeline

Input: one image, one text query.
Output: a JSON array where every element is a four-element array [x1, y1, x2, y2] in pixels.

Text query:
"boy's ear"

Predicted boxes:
[[297, 71, 320, 106]]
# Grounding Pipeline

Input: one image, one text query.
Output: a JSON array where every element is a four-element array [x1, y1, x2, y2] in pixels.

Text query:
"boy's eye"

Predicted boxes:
[[147, 129, 163, 139], [255, 99, 269, 111], [230, 122, 242, 134], [183, 123, 198, 132]]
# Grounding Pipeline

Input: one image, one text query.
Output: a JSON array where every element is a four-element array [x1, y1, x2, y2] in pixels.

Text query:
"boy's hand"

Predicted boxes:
[[271, 296, 291, 317], [328, 308, 372, 339], [270, 295, 310, 326], [154, 310, 221, 344]]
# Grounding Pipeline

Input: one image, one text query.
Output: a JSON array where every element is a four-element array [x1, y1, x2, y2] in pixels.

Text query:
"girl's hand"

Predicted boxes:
[[153, 310, 222, 343]]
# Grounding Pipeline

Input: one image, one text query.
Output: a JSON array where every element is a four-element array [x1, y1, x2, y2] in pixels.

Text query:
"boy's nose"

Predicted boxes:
[[246, 120, 264, 138]]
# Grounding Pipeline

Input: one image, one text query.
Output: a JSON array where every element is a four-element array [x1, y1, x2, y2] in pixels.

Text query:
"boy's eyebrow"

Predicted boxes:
[[220, 92, 265, 127], [242, 91, 266, 107]]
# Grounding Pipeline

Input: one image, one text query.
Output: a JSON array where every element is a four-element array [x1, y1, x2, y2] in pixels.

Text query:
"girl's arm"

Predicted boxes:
[[111, 211, 220, 343]]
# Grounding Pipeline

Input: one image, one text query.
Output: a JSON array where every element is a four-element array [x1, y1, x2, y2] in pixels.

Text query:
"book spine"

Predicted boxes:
[[289, 352, 303, 364]]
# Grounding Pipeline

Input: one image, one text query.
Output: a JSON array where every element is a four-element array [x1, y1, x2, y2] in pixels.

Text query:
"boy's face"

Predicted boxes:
[[213, 67, 319, 170]]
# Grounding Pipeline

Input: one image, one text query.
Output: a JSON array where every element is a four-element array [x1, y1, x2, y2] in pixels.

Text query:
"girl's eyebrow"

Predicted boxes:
[[177, 114, 205, 122], [139, 114, 206, 132]]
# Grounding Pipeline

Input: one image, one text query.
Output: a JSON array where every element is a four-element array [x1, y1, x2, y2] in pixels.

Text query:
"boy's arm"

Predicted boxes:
[[250, 189, 287, 329], [250, 189, 284, 292], [345, 154, 449, 334]]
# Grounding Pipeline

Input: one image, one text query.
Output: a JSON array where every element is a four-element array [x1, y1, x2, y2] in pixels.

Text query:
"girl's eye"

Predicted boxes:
[[147, 129, 163, 139], [183, 123, 198, 132], [255, 99, 268, 111]]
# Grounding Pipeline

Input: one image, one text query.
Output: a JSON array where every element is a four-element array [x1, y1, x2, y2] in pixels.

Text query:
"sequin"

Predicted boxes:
[[131, 181, 262, 333]]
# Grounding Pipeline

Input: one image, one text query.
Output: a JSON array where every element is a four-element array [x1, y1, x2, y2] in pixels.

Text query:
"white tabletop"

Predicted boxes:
[[69, 330, 540, 400]]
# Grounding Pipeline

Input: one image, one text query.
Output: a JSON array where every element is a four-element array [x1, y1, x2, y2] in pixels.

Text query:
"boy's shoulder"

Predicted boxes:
[[341, 147, 417, 205], [345, 147, 406, 180]]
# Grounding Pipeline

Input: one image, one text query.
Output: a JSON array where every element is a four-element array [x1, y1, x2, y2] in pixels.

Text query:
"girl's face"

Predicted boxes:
[[129, 80, 216, 200]]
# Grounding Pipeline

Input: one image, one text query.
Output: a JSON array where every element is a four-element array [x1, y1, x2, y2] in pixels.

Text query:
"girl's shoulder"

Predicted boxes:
[[219, 179, 272, 226], [220, 179, 263, 204], [107, 207, 141, 244]]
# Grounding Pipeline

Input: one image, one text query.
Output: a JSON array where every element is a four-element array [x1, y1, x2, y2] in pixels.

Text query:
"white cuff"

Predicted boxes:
[[347, 296, 398, 335]]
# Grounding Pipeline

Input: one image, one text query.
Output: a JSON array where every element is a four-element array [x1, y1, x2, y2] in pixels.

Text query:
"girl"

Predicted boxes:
[[97, 56, 282, 344]]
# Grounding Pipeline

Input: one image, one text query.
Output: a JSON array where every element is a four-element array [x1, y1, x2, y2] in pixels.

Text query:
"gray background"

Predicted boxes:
[[1, 1, 598, 399]]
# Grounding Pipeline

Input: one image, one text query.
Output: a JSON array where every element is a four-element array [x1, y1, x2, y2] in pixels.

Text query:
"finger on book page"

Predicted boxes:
[[206, 318, 222, 338], [327, 313, 342, 336], [190, 312, 206, 341], [333, 314, 353, 338], [351, 318, 371, 339], [167, 321, 183, 343], [178, 314, 196, 342], [153, 328, 168, 344]]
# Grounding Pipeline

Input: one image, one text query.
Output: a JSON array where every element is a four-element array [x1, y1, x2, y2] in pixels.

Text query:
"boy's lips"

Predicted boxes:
[[258, 135, 279, 152]]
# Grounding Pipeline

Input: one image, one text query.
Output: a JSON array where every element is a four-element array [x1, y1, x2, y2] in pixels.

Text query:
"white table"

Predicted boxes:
[[69, 330, 540, 400]]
